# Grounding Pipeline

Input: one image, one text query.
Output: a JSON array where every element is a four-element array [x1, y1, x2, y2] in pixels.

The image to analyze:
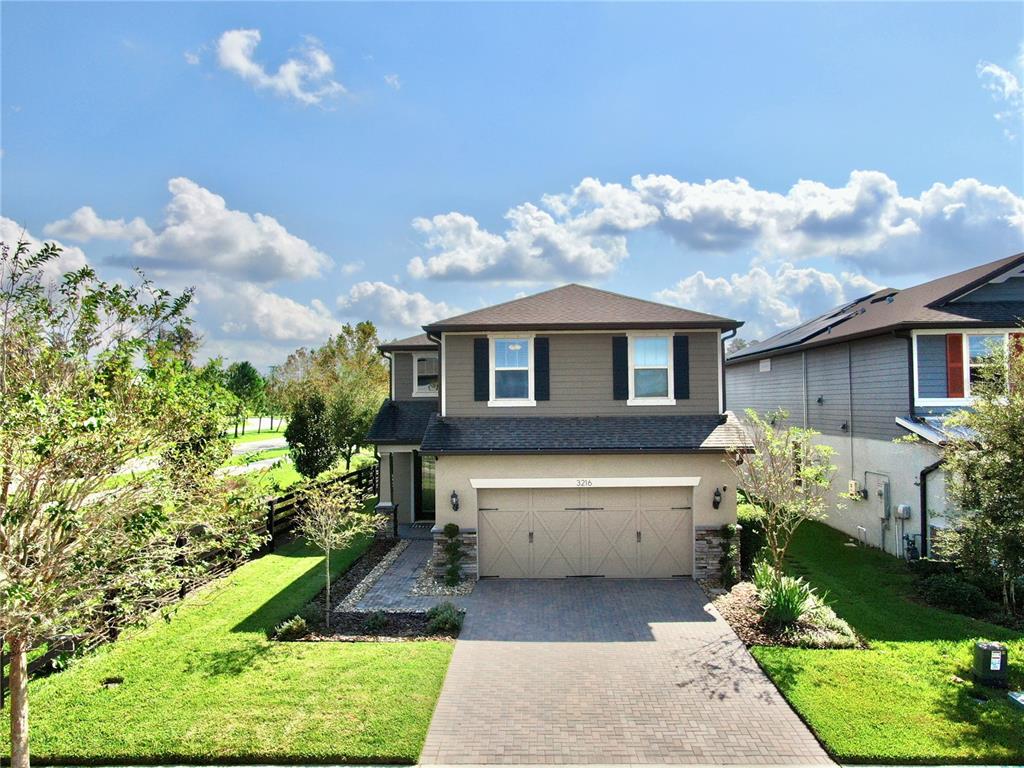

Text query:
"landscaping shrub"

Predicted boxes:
[[752, 559, 776, 592], [917, 573, 996, 618], [907, 557, 957, 580], [425, 602, 463, 635], [761, 575, 814, 627], [362, 611, 388, 635], [272, 615, 308, 641], [719, 524, 740, 588], [737, 502, 767, 575], [441, 524, 465, 587]]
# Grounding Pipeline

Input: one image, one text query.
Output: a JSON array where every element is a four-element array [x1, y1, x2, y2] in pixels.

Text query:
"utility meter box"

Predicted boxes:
[[974, 642, 1009, 688], [896, 504, 912, 520], [848, 479, 861, 497]]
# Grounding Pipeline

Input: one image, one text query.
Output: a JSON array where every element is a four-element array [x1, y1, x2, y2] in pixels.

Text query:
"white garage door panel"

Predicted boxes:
[[479, 486, 693, 578], [478, 508, 531, 578]]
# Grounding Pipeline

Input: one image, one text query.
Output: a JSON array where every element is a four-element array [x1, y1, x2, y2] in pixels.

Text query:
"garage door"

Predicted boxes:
[[478, 486, 693, 578]]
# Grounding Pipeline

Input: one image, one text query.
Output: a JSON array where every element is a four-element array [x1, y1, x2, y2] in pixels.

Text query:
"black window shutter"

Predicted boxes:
[[612, 336, 628, 400], [473, 337, 489, 401], [673, 335, 690, 400], [534, 337, 550, 401]]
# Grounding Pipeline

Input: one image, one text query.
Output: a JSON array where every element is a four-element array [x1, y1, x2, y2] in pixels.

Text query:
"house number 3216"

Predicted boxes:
[[576, 479, 593, 487]]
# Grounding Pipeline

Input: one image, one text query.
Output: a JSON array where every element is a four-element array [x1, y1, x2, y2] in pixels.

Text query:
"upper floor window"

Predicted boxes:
[[915, 330, 1018, 405], [629, 335, 674, 405], [413, 353, 439, 396], [491, 337, 533, 405]]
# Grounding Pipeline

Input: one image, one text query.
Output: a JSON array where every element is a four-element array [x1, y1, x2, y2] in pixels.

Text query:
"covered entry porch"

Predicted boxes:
[[376, 445, 437, 527]]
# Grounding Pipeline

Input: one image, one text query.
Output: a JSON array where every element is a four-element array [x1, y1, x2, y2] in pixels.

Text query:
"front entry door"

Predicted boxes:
[[413, 451, 436, 522]]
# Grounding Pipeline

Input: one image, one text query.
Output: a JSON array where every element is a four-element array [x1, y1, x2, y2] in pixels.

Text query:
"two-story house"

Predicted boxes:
[[725, 252, 1024, 558], [367, 284, 749, 581]]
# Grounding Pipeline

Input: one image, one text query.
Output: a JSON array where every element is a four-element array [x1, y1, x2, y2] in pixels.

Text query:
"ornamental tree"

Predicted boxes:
[[296, 482, 376, 627], [729, 409, 837, 574]]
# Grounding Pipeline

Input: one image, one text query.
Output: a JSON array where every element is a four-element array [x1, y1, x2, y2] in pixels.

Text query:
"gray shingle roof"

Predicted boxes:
[[366, 399, 438, 444], [727, 253, 1024, 363], [419, 412, 750, 454], [378, 333, 438, 353], [423, 284, 741, 333]]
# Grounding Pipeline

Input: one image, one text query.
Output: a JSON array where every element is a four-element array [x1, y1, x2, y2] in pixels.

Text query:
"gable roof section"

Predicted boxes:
[[727, 252, 1024, 363], [378, 332, 438, 353], [423, 283, 742, 333]]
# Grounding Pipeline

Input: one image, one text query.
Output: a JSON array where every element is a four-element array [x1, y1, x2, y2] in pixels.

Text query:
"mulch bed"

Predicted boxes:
[[293, 538, 461, 643], [304, 611, 457, 643], [714, 582, 862, 649]]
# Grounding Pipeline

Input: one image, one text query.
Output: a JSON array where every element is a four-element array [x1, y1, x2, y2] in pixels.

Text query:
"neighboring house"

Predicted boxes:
[[367, 284, 749, 580], [725, 253, 1024, 557]]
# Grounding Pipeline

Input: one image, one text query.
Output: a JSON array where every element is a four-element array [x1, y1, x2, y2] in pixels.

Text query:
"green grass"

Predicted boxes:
[[226, 425, 286, 445], [1, 532, 452, 764], [752, 521, 1024, 764], [223, 446, 291, 467]]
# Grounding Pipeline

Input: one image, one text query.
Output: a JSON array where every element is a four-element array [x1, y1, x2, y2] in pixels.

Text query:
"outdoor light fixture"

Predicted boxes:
[[450, 490, 460, 512], [712, 487, 722, 510]]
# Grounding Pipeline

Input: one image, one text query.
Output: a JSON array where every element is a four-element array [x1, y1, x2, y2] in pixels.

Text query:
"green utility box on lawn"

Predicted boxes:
[[973, 641, 1009, 688]]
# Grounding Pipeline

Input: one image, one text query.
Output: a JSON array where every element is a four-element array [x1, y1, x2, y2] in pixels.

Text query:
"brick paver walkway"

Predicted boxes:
[[353, 539, 473, 613], [420, 579, 832, 766]]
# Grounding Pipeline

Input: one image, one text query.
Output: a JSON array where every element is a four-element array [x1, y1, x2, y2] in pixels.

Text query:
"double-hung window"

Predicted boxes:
[[629, 335, 673, 405], [491, 337, 533, 405], [413, 353, 439, 396], [967, 334, 1005, 391]]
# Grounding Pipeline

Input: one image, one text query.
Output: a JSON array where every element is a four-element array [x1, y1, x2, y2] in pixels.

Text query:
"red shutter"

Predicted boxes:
[[946, 333, 964, 398]]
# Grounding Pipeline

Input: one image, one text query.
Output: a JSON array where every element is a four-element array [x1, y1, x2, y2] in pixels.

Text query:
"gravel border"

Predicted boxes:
[[410, 561, 475, 597], [336, 539, 409, 612]]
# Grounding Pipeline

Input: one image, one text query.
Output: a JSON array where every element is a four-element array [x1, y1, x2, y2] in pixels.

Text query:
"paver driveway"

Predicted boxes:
[[420, 579, 831, 766]]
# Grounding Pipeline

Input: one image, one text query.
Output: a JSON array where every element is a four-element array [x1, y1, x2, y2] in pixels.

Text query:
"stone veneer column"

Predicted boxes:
[[693, 525, 740, 582], [431, 527, 479, 581]]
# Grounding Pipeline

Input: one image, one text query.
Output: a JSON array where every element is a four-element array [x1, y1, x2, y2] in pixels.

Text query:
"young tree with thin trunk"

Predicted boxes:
[[0, 240, 264, 768], [296, 483, 376, 628], [729, 409, 837, 574]]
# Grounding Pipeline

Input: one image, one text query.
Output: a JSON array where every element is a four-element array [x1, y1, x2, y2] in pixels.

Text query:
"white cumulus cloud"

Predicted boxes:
[[46, 178, 332, 282], [656, 264, 881, 339], [1, 216, 89, 283], [44, 206, 153, 241], [338, 281, 459, 334], [217, 29, 345, 106], [202, 281, 342, 342], [384, 73, 401, 90], [977, 47, 1024, 140], [409, 172, 1024, 282]]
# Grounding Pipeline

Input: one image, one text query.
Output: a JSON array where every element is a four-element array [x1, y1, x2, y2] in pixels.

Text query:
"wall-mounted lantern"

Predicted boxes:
[[450, 490, 460, 512], [712, 487, 723, 510]]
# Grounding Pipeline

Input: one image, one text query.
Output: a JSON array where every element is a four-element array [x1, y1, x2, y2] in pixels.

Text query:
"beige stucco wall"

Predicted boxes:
[[433, 452, 737, 532]]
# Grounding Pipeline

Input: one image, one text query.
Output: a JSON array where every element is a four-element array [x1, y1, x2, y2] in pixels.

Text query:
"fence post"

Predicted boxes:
[[266, 501, 276, 553]]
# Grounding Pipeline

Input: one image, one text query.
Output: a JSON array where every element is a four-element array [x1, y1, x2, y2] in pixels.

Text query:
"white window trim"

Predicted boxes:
[[488, 333, 536, 407], [912, 328, 1016, 407], [627, 331, 675, 406], [412, 351, 440, 398]]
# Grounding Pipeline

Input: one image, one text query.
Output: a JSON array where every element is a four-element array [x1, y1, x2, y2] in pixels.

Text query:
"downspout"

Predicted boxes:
[[426, 331, 442, 417], [919, 459, 942, 558], [721, 328, 737, 412]]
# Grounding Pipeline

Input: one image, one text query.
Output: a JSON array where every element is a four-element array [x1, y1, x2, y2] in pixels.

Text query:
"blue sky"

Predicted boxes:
[[2, 2, 1023, 366]]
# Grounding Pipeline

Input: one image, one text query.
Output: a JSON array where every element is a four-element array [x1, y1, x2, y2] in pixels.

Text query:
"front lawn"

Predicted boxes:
[[753, 522, 1024, 764], [1, 533, 452, 764]]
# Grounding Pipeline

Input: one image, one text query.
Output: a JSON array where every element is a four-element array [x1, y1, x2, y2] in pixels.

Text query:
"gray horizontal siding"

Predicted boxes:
[[725, 353, 804, 426], [729, 336, 912, 440], [444, 332, 720, 417], [805, 345, 852, 436], [954, 276, 1024, 303], [850, 335, 910, 440], [916, 334, 947, 399]]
